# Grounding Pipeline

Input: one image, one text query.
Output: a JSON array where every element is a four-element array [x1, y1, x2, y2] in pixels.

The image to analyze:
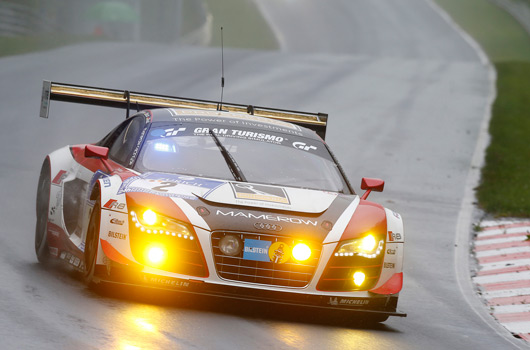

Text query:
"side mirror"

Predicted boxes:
[[360, 177, 384, 200], [85, 144, 109, 160]]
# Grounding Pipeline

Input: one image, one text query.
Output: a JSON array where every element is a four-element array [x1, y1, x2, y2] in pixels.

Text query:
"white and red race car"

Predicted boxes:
[[35, 81, 406, 322]]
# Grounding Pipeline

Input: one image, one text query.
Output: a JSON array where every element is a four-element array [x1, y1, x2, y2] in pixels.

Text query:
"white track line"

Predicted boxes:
[[493, 304, 530, 314], [476, 246, 530, 258], [474, 271, 530, 284], [480, 259, 530, 272], [475, 236, 529, 246], [483, 288, 530, 299], [477, 227, 530, 238]]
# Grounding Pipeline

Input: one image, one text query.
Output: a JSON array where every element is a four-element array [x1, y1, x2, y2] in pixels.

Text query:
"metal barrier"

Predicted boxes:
[[0, 2, 36, 36], [0, 0, 210, 43]]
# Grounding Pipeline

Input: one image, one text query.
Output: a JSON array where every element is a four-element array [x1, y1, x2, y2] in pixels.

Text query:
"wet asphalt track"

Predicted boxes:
[[0, 0, 525, 348]]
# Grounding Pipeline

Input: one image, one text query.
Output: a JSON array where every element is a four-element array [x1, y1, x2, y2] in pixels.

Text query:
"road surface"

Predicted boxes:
[[0, 0, 522, 348]]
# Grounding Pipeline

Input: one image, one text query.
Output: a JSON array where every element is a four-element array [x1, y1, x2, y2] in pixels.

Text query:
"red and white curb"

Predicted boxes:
[[473, 220, 530, 342]]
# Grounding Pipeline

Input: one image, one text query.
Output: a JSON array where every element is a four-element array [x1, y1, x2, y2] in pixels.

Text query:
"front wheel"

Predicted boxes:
[[35, 159, 51, 263], [84, 199, 101, 286]]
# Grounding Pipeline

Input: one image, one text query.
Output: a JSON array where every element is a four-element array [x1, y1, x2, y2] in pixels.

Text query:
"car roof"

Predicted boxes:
[[146, 108, 322, 140]]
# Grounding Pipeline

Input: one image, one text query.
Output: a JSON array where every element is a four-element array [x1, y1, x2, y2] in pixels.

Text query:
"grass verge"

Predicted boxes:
[[435, 0, 530, 217], [0, 34, 101, 58]]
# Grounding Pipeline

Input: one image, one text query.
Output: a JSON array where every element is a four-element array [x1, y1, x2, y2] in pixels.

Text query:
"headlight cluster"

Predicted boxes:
[[130, 209, 194, 241], [334, 234, 384, 258]]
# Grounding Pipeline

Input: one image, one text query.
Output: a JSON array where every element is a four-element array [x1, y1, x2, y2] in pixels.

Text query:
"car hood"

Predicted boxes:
[[119, 172, 358, 242], [119, 172, 341, 214]]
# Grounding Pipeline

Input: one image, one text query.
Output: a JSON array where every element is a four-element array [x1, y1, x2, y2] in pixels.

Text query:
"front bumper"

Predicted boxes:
[[94, 266, 406, 317]]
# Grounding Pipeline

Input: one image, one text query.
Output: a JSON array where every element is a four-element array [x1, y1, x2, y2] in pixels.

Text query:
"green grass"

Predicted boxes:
[[203, 0, 278, 50], [0, 34, 102, 58], [436, 0, 530, 217], [477, 62, 530, 216], [436, 0, 530, 61]]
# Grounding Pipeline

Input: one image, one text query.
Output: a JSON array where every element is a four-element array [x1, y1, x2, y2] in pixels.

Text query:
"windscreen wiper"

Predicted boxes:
[[209, 130, 247, 182]]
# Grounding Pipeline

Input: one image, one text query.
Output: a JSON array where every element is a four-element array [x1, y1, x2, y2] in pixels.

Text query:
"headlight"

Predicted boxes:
[[219, 234, 242, 256], [142, 209, 158, 226], [335, 234, 384, 258], [131, 209, 194, 240]]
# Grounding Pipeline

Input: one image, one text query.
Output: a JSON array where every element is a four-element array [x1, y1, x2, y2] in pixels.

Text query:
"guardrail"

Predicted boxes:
[[0, 2, 35, 36], [0, 0, 210, 44], [0, 2, 59, 36]]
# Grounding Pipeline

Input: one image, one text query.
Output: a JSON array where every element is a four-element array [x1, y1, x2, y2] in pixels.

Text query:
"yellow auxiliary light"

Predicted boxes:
[[292, 243, 311, 261], [145, 245, 166, 266], [142, 209, 158, 226], [353, 271, 366, 286]]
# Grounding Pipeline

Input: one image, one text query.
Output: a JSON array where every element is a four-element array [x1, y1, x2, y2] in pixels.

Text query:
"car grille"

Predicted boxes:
[[317, 253, 384, 292], [211, 231, 322, 288]]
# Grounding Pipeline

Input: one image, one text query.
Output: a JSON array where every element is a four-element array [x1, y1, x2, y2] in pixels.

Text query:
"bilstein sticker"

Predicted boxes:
[[243, 239, 271, 262]]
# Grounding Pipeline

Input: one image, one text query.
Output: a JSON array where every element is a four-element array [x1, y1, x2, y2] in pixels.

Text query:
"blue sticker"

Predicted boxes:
[[88, 170, 109, 198], [117, 172, 225, 199], [243, 239, 271, 262], [150, 129, 166, 137]]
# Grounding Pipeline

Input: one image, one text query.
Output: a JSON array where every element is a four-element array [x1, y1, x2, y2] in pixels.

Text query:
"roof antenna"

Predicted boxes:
[[218, 27, 225, 111]]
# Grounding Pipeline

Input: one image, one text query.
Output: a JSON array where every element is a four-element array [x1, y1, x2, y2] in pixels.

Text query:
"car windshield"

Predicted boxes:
[[135, 123, 350, 193]]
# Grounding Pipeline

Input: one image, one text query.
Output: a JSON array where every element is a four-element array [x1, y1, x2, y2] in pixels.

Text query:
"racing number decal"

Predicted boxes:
[[151, 181, 178, 192]]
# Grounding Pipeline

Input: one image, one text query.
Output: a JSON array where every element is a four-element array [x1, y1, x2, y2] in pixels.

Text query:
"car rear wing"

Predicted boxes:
[[40, 80, 329, 139]]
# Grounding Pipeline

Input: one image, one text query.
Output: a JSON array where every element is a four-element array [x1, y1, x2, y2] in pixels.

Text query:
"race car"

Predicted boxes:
[[35, 81, 406, 322]]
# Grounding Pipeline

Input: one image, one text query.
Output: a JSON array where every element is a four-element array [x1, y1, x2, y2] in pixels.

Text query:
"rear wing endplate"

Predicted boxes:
[[40, 81, 328, 139]]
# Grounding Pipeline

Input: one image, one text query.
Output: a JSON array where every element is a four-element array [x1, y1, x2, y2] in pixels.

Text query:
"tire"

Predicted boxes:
[[84, 199, 101, 286], [35, 159, 51, 263]]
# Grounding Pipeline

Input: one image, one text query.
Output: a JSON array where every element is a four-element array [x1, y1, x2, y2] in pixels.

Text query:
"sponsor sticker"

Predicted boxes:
[[268, 242, 291, 264], [108, 231, 126, 240], [216, 210, 317, 226], [231, 183, 290, 204], [243, 239, 271, 262], [49, 247, 58, 257], [118, 172, 223, 199], [387, 231, 402, 242], [49, 228, 60, 237], [110, 218, 124, 225], [143, 275, 190, 289], [162, 127, 186, 137], [169, 110, 303, 133], [328, 297, 370, 306], [52, 170, 68, 185], [88, 170, 110, 197], [292, 141, 317, 151], [103, 199, 126, 210]]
